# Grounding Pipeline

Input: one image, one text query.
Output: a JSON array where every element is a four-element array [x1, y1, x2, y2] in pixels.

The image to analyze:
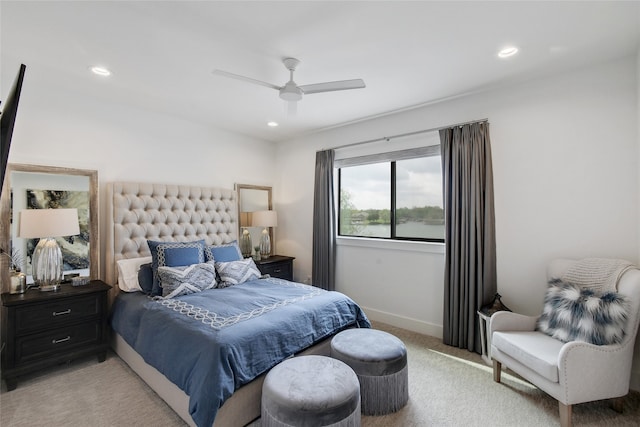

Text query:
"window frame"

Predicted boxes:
[[336, 145, 444, 244]]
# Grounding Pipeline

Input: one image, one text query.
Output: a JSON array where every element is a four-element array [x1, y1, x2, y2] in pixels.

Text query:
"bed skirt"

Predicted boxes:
[[111, 333, 332, 427]]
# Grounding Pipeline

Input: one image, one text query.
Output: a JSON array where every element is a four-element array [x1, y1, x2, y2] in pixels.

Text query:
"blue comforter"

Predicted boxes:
[[110, 277, 370, 427]]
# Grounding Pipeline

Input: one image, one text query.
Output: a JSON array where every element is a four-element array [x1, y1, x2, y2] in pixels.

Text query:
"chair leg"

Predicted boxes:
[[558, 402, 572, 427], [610, 396, 624, 413], [492, 359, 501, 383]]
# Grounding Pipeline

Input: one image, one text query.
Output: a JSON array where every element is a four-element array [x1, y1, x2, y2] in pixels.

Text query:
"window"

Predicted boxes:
[[337, 146, 444, 243]]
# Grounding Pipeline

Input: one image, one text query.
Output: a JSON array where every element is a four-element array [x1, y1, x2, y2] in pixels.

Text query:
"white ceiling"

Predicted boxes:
[[1, 1, 639, 143]]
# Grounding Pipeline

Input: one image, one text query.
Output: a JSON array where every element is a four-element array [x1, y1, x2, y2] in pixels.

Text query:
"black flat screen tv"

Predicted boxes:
[[0, 64, 27, 195]]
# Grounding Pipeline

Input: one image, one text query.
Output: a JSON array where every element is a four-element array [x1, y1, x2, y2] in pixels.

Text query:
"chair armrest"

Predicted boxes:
[[558, 340, 634, 402], [490, 311, 538, 334]]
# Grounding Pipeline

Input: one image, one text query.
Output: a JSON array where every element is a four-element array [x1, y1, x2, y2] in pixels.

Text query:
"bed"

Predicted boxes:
[[105, 182, 370, 427]]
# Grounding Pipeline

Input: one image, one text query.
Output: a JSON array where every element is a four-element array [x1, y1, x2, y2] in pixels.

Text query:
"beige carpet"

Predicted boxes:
[[2, 321, 639, 426]]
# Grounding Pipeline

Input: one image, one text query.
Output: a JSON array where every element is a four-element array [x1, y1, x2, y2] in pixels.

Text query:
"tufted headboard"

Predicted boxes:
[[105, 182, 238, 295]]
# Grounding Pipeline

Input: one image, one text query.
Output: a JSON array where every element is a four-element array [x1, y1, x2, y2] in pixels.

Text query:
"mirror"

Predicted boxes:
[[0, 163, 99, 292], [235, 184, 273, 257]]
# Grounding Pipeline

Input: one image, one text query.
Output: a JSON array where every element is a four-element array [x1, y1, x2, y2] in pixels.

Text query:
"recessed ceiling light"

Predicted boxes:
[[498, 47, 518, 58], [90, 66, 111, 76], [267, 121, 279, 127]]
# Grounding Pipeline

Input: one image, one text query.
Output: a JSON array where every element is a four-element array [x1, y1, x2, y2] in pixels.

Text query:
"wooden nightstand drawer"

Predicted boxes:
[[255, 255, 295, 281], [259, 262, 292, 279], [15, 321, 102, 364], [15, 295, 101, 333]]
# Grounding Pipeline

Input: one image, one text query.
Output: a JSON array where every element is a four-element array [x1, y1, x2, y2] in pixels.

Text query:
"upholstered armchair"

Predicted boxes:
[[491, 258, 640, 427]]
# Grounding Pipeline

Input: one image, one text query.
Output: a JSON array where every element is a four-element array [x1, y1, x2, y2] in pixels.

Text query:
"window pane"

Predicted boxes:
[[339, 163, 390, 238], [395, 157, 444, 240]]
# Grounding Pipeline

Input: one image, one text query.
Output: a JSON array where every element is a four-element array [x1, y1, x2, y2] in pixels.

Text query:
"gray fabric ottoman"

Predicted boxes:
[[261, 355, 361, 427], [330, 329, 408, 415]]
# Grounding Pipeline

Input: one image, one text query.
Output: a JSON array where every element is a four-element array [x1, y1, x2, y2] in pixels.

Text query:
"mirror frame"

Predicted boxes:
[[235, 183, 273, 255], [0, 163, 99, 293]]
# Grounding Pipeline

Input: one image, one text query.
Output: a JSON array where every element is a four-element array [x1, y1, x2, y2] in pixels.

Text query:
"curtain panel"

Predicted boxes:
[[312, 149, 336, 291], [440, 122, 497, 353]]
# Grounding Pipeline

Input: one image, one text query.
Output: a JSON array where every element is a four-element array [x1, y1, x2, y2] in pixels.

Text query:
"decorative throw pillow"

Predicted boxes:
[[214, 258, 261, 287], [207, 241, 243, 262], [138, 263, 153, 294], [157, 262, 217, 299], [147, 239, 207, 296], [536, 280, 628, 345]]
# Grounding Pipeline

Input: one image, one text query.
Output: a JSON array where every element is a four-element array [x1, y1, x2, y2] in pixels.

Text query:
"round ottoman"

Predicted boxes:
[[330, 329, 408, 415], [261, 355, 361, 427]]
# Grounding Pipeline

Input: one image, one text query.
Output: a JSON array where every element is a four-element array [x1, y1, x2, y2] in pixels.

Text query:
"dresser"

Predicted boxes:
[[254, 255, 295, 281], [1, 280, 111, 391]]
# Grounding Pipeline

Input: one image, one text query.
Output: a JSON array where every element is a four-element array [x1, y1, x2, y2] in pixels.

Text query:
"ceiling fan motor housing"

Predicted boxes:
[[279, 81, 303, 101]]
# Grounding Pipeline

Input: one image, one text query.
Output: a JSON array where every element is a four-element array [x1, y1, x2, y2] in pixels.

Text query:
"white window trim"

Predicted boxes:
[[336, 235, 445, 254]]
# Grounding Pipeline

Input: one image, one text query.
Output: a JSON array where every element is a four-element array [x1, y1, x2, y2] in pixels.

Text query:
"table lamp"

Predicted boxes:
[[18, 208, 80, 291], [252, 210, 277, 258]]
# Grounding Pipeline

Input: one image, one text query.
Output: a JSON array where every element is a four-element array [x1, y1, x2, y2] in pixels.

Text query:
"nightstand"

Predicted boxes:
[[1, 280, 111, 391], [255, 255, 295, 281]]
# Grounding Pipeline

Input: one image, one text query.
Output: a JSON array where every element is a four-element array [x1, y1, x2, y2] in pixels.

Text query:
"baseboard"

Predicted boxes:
[[362, 306, 443, 339]]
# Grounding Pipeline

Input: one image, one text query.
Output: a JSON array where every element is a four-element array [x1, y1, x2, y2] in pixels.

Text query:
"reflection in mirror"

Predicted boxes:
[[0, 164, 99, 293], [235, 184, 272, 257]]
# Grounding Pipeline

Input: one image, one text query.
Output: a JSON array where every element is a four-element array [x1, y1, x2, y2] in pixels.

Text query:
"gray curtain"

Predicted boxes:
[[312, 149, 336, 291], [440, 122, 497, 353]]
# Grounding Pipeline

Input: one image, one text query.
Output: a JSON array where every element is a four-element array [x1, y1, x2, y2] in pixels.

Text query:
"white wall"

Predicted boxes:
[[4, 63, 276, 278], [635, 48, 640, 391], [275, 56, 639, 385]]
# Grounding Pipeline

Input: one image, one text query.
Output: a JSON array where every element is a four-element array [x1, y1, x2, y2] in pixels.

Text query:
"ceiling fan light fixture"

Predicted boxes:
[[279, 82, 302, 101]]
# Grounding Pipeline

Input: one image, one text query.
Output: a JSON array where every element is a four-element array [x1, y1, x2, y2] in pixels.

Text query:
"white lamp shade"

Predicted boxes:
[[252, 210, 277, 228], [18, 208, 80, 238]]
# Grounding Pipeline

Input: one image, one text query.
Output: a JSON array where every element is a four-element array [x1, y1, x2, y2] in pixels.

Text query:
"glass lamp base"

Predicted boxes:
[[259, 229, 271, 259], [240, 229, 253, 258], [32, 237, 63, 291]]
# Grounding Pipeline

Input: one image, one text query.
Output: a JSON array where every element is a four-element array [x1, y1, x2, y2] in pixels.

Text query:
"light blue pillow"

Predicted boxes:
[[147, 239, 207, 296], [215, 258, 261, 287], [157, 262, 217, 298], [207, 241, 243, 262]]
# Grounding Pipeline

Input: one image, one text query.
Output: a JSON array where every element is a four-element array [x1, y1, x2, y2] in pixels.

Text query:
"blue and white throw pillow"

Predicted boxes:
[[536, 280, 628, 345], [147, 239, 207, 296], [157, 262, 217, 298], [215, 258, 261, 287]]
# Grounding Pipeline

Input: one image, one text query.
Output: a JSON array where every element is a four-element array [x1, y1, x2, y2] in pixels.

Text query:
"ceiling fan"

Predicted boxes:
[[212, 58, 366, 107]]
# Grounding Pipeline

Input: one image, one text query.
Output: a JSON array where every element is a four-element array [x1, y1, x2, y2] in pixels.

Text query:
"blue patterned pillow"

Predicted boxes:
[[536, 280, 628, 345], [214, 258, 261, 287], [157, 262, 217, 298], [147, 240, 207, 296], [207, 241, 243, 262]]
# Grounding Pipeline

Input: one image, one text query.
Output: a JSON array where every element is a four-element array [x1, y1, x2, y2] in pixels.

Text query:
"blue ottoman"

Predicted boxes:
[[261, 355, 361, 427], [331, 329, 408, 415]]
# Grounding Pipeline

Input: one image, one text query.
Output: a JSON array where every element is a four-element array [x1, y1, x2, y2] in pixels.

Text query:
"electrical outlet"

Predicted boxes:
[[306, 275, 311, 284]]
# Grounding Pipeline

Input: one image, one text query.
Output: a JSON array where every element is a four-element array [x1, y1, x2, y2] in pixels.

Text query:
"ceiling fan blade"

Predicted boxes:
[[299, 79, 365, 95], [212, 69, 281, 91]]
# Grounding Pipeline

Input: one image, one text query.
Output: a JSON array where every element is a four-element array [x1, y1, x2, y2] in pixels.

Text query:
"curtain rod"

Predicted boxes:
[[322, 118, 488, 151]]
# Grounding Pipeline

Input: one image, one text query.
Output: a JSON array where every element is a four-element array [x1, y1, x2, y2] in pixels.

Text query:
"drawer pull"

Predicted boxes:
[[52, 336, 71, 344], [53, 309, 72, 316], [274, 269, 281, 273]]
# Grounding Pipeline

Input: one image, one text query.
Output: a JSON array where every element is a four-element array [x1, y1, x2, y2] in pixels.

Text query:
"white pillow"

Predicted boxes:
[[117, 256, 152, 292]]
